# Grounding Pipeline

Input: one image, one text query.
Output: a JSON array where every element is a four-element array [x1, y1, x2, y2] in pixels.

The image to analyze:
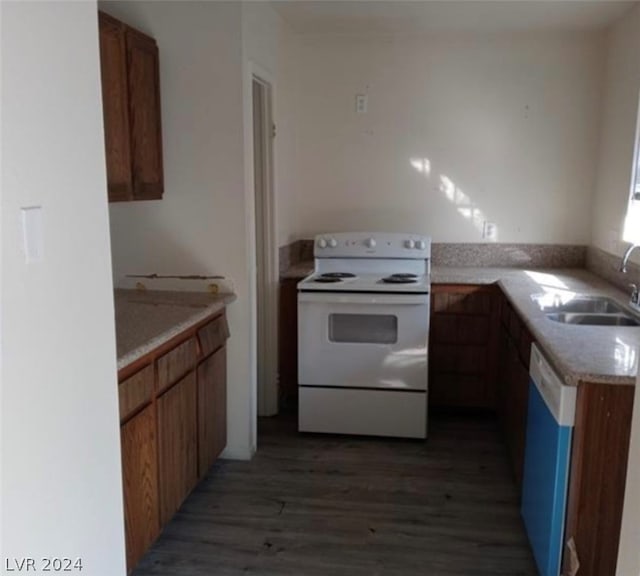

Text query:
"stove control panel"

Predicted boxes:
[[314, 232, 431, 259]]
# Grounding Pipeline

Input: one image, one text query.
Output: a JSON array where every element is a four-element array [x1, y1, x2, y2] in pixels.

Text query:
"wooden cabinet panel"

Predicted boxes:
[[563, 383, 634, 576], [98, 12, 132, 202], [157, 337, 197, 393], [518, 324, 533, 369], [120, 404, 159, 572], [197, 347, 227, 477], [429, 285, 498, 410], [197, 314, 230, 358], [431, 345, 488, 375], [99, 12, 163, 202], [429, 374, 489, 408], [278, 278, 299, 408], [494, 290, 532, 492], [504, 340, 529, 490], [126, 28, 163, 200], [119, 363, 153, 421], [157, 371, 198, 525], [432, 288, 492, 315], [431, 315, 490, 345]]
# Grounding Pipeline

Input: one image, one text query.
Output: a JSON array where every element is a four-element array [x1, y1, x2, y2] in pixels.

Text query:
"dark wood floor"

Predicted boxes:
[[134, 414, 537, 576]]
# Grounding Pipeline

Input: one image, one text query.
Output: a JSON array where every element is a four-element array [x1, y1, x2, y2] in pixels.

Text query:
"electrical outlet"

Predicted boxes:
[[608, 229, 620, 253], [355, 94, 368, 114], [483, 221, 498, 241]]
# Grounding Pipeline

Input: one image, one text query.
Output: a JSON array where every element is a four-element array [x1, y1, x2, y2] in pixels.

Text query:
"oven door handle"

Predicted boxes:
[[298, 292, 429, 306]]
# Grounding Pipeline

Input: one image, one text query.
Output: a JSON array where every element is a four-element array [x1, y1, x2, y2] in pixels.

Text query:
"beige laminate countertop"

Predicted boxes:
[[115, 289, 236, 370], [282, 262, 640, 386]]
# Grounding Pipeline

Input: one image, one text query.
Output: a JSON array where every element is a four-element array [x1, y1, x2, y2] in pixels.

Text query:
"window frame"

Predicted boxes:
[[622, 89, 640, 244]]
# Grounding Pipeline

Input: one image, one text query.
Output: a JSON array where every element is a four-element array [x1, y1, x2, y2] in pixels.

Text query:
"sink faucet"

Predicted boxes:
[[620, 243, 640, 273]]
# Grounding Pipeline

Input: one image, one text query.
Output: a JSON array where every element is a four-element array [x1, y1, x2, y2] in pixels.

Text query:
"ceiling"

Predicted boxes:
[[271, 1, 638, 35]]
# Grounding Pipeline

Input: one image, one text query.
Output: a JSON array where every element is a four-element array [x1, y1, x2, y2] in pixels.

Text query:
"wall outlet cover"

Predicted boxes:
[[355, 94, 368, 114], [483, 221, 498, 241]]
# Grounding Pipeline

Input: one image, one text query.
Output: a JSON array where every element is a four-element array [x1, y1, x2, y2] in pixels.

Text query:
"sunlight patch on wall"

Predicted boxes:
[[409, 156, 497, 240]]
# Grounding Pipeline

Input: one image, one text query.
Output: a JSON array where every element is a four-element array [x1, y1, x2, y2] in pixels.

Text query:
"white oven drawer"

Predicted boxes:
[[298, 291, 429, 391], [299, 387, 427, 439]]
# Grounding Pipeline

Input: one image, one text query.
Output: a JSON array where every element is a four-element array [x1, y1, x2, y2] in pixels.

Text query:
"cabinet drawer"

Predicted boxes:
[[157, 337, 197, 392], [119, 364, 154, 421], [433, 289, 492, 315], [197, 314, 230, 358]]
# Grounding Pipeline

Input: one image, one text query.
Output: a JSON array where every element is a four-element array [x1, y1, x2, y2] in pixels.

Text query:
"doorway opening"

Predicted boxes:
[[252, 74, 278, 418]]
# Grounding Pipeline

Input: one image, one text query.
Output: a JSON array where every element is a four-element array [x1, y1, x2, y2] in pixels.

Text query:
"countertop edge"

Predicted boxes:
[[117, 293, 237, 372]]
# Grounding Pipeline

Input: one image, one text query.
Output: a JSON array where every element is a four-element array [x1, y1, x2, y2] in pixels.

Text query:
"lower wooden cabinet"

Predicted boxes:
[[120, 404, 160, 570], [429, 285, 499, 410], [278, 278, 299, 408], [496, 292, 532, 491], [197, 347, 227, 477], [118, 310, 229, 573], [563, 382, 634, 576], [157, 371, 198, 525], [499, 336, 529, 490]]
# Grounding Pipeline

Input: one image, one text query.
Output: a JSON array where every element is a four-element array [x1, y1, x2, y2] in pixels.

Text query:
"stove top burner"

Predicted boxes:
[[320, 272, 357, 279], [390, 273, 418, 279], [313, 277, 342, 283], [381, 276, 418, 284]]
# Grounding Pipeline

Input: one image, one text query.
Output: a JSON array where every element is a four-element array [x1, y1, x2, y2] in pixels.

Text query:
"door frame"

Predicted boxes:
[[247, 62, 279, 418]]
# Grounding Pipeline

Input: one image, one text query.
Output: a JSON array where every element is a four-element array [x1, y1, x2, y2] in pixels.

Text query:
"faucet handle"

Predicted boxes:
[[630, 283, 639, 304]]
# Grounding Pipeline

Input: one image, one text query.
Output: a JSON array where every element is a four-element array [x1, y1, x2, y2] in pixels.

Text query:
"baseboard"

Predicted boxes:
[[220, 444, 255, 461]]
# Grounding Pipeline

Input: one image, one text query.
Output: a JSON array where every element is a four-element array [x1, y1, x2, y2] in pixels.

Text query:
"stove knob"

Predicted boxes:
[[416, 240, 426, 250], [405, 239, 415, 249], [365, 238, 376, 249], [328, 237, 338, 248], [317, 238, 327, 249]]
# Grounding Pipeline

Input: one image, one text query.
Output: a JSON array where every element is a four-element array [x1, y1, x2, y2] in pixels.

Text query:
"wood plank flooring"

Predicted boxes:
[[133, 414, 537, 576]]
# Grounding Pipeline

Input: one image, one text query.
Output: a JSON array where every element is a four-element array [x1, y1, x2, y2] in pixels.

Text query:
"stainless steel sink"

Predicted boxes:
[[546, 312, 640, 326], [538, 296, 626, 315]]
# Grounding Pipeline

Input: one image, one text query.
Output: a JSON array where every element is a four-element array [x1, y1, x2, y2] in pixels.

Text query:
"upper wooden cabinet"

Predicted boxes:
[[98, 12, 164, 202]]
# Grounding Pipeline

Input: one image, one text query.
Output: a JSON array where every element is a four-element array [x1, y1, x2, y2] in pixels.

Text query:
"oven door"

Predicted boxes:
[[298, 291, 429, 391]]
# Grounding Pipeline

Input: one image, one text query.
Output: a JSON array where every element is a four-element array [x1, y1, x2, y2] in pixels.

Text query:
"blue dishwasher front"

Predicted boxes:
[[521, 344, 576, 576]]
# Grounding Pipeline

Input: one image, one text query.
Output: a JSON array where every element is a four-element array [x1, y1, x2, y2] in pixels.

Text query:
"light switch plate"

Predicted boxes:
[[21, 206, 44, 263]]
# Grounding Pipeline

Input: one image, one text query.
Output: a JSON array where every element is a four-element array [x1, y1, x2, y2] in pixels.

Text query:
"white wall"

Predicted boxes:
[[242, 2, 299, 248], [591, 4, 640, 257], [102, 1, 256, 459], [1, 2, 125, 573], [287, 32, 605, 244]]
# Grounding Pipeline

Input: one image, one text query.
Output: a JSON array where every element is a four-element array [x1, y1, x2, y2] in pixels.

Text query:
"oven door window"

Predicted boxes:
[[328, 313, 398, 344]]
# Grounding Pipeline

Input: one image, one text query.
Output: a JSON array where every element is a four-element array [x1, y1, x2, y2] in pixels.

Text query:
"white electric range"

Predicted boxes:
[[297, 232, 431, 439]]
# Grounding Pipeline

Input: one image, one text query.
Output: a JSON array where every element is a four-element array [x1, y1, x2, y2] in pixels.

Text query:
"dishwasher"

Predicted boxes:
[[521, 344, 577, 576]]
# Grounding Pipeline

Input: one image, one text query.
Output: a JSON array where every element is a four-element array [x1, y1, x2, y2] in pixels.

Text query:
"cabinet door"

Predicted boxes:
[[429, 285, 498, 409], [278, 279, 299, 407], [564, 383, 634, 576], [126, 28, 164, 200], [157, 371, 197, 525], [504, 339, 529, 491], [197, 347, 227, 478], [120, 404, 159, 571], [98, 12, 133, 202]]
